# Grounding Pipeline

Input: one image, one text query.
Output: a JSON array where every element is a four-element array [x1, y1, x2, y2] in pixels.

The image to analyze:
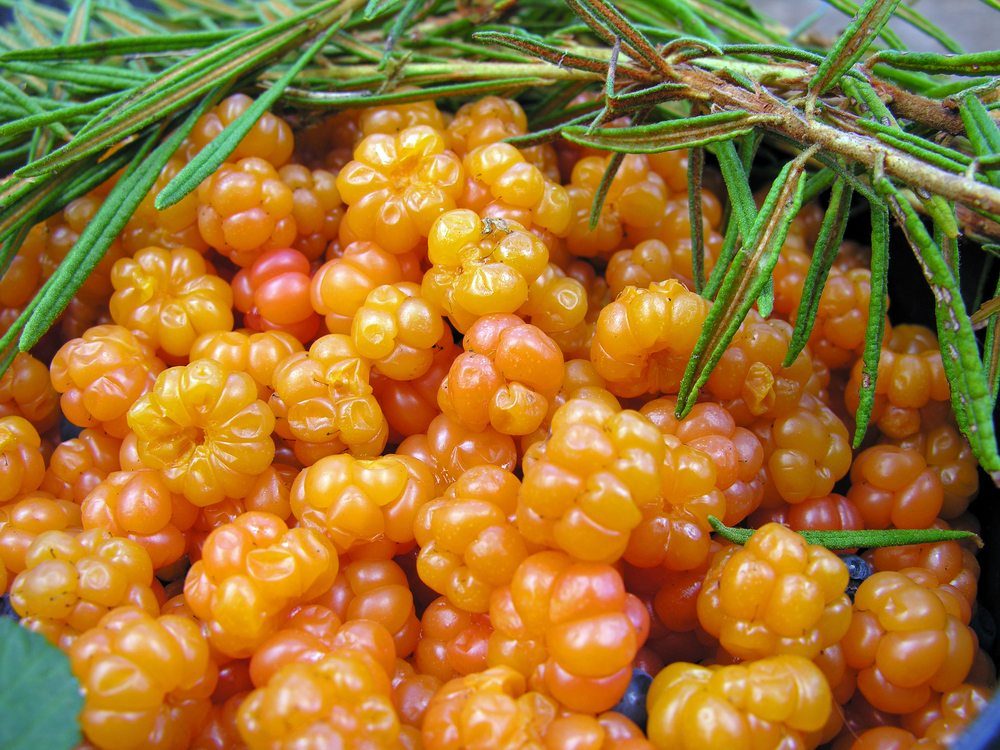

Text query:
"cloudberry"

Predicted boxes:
[[591, 279, 710, 397], [0, 416, 45, 505], [11, 528, 159, 649], [270, 333, 388, 459], [312, 555, 420, 658], [0, 492, 81, 577], [901, 683, 990, 746], [843, 571, 976, 714], [249, 605, 397, 687], [41, 428, 122, 503], [185, 463, 297, 561], [447, 96, 529, 156], [564, 155, 669, 259], [488, 552, 648, 713], [237, 649, 399, 749], [122, 155, 208, 254], [0, 352, 60, 432], [623, 434, 727, 572], [847, 727, 942, 750], [865, 535, 978, 623], [646, 656, 833, 750], [438, 314, 564, 436], [750, 492, 864, 538], [773, 248, 877, 370], [696, 523, 852, 660], [352, 282, 449, 380], [358, 99, 446, 138], [81, 470, 199, 571], [624, 559, 718, 667], [183, 512, 337, 657], [337, 125, 463, 254], [460, 142, 571, 235], [392, 658, 443, 733], [516, 261, 589, 335], [517, 394, 658, 564], [127, 359, 275, 506], [414, 465, 528, 613], [707, 314, 822, 424], [197, 157, 296, 266], [423, 666, 652, 750], [51, 325, 164, 438], [290, 452, 435, 552], [845, 324, 950, 440], [189, 329, 303, 400], [69, 606, 217, 750], [414, 596, 493, 681], [640, 398, 766, 525], [847, 444, 944, 529], [311, 240, 420, 333], [373, 335, 459, 439], [187, 93, 293, 166], [423, 210, 550, 331], [110, 246, 234, 357], [398, 413, 517, 494], [888, 420, 978, 519], [278, 163, 342, 259], [754, 394, 852, 506], [232, 247, 320, 342], [42, 194, 126, 305], [0, 225, 43, 308]]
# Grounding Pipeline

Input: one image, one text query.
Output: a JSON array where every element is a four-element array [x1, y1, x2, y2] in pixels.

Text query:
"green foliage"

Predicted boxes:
[[708, 516, 982, 549], [0, 618, 84, 750]]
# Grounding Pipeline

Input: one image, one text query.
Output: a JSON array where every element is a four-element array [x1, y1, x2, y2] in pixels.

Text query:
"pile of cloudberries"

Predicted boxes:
[[0, 93, 993, 750]]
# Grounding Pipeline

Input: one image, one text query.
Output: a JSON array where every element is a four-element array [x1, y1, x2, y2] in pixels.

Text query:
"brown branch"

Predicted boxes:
[[869, 78, 965, 134]]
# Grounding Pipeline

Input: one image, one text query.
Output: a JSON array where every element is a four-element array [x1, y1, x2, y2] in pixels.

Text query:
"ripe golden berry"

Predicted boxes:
[[270, 333, 388, 459], [352, 282, 448, 381], [0, 416, 45, 505], [70, 606, 217, 750], [51, 325, 165, 439], [414, 465, 527, 613], [184, 512, 337, 657], [290, 452, 435, 552], [128, 359, 276, 506], [646, 656, 833, 750], [423, 209, 550, 331], [337, 125, 463, 254], [110, 246, 234, 357], [696, 523, 851, 661], [187, 93, 294, 166], [11, 528, 159, 649], [591, 279, 710, 397], [197, 157, 297, 267]]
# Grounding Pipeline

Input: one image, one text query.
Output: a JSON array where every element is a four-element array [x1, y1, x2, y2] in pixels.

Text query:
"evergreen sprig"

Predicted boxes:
[[0, 0, 999, 480]]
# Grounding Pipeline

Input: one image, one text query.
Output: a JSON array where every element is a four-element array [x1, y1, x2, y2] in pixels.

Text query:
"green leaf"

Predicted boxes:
[[560, 111, 777, 154], [960, 94, 1000, 190], [0, 92, 217, 366], [785, 178, 853, 366], [984, 280, 1000, 408], [853, 204, 889, 447], [714, 138, 755, 240], [807, 0, 904, 100], [0, 618, 84, 750], [155, 16, 345, 210], [13, 0, 348, 180], [0, 30, 233, 62], [676, 150, 812, 417], [688, 145, 706, 293], [876, 174, 1000, 482], [874, 49, 1000, 76], [708, 516, 981, 549]]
